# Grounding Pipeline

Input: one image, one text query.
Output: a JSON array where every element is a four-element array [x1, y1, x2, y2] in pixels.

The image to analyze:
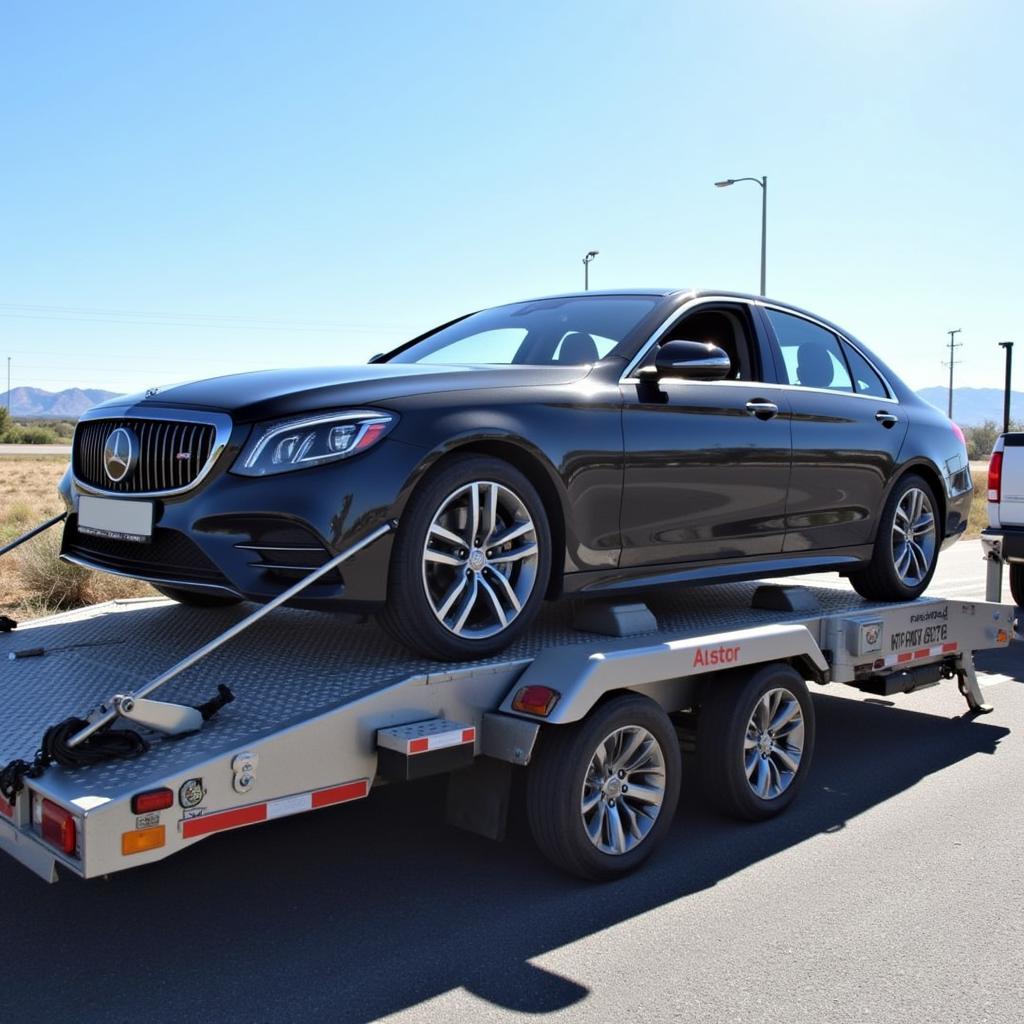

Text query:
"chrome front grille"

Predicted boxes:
[[74, 417, 219, 494]]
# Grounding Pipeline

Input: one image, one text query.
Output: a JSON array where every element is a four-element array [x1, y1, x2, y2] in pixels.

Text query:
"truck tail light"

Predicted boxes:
[[988, 451, 1003, 503], [41, 799, 77, 856], [131, 788, 174, 814]]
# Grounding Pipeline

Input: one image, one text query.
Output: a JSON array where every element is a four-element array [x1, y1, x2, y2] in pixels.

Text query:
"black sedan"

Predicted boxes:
[[59, 289, 973, 660]]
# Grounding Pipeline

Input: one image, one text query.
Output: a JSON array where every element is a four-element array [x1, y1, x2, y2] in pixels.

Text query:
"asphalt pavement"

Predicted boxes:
[[2, 541, 1021, 1024]]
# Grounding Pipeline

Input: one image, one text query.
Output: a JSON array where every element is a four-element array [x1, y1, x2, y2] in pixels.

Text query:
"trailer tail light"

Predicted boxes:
[[988, 451, 1003, 503], [131, 788, 174, 814], [41, 799, 77, 856], [512, 685, 560, 716], [122, 825, 166, 856]]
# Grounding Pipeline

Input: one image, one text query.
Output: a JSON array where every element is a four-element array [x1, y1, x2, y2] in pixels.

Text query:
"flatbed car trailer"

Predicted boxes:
[[0, 544, 1014, 884]]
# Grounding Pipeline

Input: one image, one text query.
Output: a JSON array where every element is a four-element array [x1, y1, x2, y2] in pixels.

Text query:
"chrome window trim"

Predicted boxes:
[[756, 302, 898, 403], [71, 407, 234, 498], [620, 295, 899, 406]]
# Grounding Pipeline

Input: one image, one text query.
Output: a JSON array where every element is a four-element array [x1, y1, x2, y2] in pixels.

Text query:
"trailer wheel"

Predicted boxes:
[[1010, 564, 1024, 608], [526, 694, 681, 880], [697, 663, 815, 821]]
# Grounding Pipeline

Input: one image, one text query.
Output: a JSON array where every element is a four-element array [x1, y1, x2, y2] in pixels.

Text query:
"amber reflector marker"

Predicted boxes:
[[511, 685, 560, 716]]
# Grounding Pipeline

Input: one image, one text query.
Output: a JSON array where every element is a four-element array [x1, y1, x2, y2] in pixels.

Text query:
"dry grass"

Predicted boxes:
[[967, 467, 988, 539], [0, 455, 153, 618]]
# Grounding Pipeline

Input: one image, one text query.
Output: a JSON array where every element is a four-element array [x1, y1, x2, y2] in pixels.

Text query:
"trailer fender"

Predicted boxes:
[[498, 624, 829, 726]]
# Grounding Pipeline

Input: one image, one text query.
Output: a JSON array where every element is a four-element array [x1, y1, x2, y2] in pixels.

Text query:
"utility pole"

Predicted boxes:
[[944, 329, 962, 418], [5, 357, 9, 415], [999, 342, 1014, 432]]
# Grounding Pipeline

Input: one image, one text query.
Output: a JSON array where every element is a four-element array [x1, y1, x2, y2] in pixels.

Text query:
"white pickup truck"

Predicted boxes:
[[985, 433, 1024, 606]]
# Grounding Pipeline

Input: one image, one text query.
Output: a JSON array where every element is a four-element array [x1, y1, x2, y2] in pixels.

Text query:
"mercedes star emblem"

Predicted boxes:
[[103, 426, 139, 483]]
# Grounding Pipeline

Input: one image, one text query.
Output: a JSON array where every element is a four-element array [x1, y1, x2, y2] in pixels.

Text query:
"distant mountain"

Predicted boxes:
[[916, 386, 1024, 426], [0, 386, 120, 418]]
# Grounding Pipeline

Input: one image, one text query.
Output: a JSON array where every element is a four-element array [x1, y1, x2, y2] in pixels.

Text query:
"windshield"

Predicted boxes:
[[387, 295, 661, 365]]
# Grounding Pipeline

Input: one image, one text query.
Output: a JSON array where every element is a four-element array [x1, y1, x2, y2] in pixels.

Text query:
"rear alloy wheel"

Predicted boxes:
[[379, 454, 551, 660], [849, 473, 940, 601], [526, 694, 682, 880], [152, 584, 243, 608]]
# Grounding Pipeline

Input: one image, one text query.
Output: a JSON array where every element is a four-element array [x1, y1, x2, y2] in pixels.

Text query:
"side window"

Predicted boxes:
[[415, 328, 528, 364], [766, 309, 853, 393], [841, 341, 890, 398], [657, 306, 758, 381]]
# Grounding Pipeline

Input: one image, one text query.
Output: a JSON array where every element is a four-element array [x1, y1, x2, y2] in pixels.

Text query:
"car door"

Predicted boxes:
[[757, 305, 909, 552], [618, 300, 792, 567]]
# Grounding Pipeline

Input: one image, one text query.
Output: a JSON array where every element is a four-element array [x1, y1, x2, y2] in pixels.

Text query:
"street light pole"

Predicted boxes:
[[582, 250, 599, 291], [999, 341, 1014, 432], [715, 175, 767, 295], [945, 329, 962, 418]]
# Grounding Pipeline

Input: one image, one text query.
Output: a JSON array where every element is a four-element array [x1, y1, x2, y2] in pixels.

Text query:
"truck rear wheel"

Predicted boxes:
[[526, 694, 681, 880], [1010, 564, 1024, 608], [697, 663, 815, 821]]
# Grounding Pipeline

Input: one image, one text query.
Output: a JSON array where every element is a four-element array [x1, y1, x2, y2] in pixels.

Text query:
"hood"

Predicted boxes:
[[94, 363, 591, 423]]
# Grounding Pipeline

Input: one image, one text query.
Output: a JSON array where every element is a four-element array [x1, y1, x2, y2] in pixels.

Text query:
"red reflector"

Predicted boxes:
[[988, 451, 1003, 503], [41, 799, 77, 855], [131, 788, 174, 814], [408, 737, 430, 754], [512, 685, 560, 716]]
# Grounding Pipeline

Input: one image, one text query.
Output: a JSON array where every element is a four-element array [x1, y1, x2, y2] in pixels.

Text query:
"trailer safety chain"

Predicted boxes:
[[0, 685, 237, 804]]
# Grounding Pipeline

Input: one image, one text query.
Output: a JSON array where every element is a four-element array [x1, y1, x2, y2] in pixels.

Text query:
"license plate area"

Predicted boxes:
[[78, 495, 154, 543]]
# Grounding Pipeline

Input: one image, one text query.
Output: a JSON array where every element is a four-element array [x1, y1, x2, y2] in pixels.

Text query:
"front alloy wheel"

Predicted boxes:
[[422, 481, 540, 639], [378, 454, 551, 661]]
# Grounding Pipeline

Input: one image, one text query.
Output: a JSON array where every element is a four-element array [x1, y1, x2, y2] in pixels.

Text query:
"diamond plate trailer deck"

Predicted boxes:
[[0, 583, 1014, 882]]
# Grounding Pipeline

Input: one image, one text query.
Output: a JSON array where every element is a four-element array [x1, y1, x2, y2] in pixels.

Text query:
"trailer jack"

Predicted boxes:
[[954, 651, 994, 715]]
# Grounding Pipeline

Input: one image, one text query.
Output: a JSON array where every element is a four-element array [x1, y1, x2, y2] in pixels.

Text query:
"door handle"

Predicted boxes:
[[745, 399, 779, 420], [875, 411, 899, 428]]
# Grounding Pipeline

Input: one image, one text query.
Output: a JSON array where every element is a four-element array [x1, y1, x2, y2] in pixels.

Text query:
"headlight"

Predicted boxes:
[[232, 410, 396, 476]]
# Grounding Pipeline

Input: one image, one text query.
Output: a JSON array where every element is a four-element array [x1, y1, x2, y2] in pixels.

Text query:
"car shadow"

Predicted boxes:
[[3, 691, 1010, 1023]]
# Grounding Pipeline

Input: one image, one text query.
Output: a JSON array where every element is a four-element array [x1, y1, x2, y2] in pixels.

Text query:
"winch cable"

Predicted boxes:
[[0, 686, 235, 805]]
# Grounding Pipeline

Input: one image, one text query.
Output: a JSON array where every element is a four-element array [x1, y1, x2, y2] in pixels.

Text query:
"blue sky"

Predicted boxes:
[[1, 0, 1020, 398]]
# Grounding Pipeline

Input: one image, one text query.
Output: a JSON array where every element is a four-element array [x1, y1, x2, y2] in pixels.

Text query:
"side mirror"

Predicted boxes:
[[652, 340, 731, 381]]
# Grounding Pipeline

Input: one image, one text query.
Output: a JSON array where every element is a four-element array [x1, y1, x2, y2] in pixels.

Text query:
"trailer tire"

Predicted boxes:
[[697, 663, 815, 822], [526, 694, 681, 880], [152, 585, 243, 608], [1010, 564, 1024, 608]]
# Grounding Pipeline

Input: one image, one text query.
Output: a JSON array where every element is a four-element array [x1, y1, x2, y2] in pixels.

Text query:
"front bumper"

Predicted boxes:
[[60, 437, 428, 609]]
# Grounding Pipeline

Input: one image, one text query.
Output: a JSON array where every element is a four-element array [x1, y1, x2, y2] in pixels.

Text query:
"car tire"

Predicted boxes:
[[526, 694, 682, 880], [1010, 564, 1024, 608], [152, 584, 244, 608], [849, 473, 941, 601], [378, 453, 552, 661], [697, 663, 815, 821]]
